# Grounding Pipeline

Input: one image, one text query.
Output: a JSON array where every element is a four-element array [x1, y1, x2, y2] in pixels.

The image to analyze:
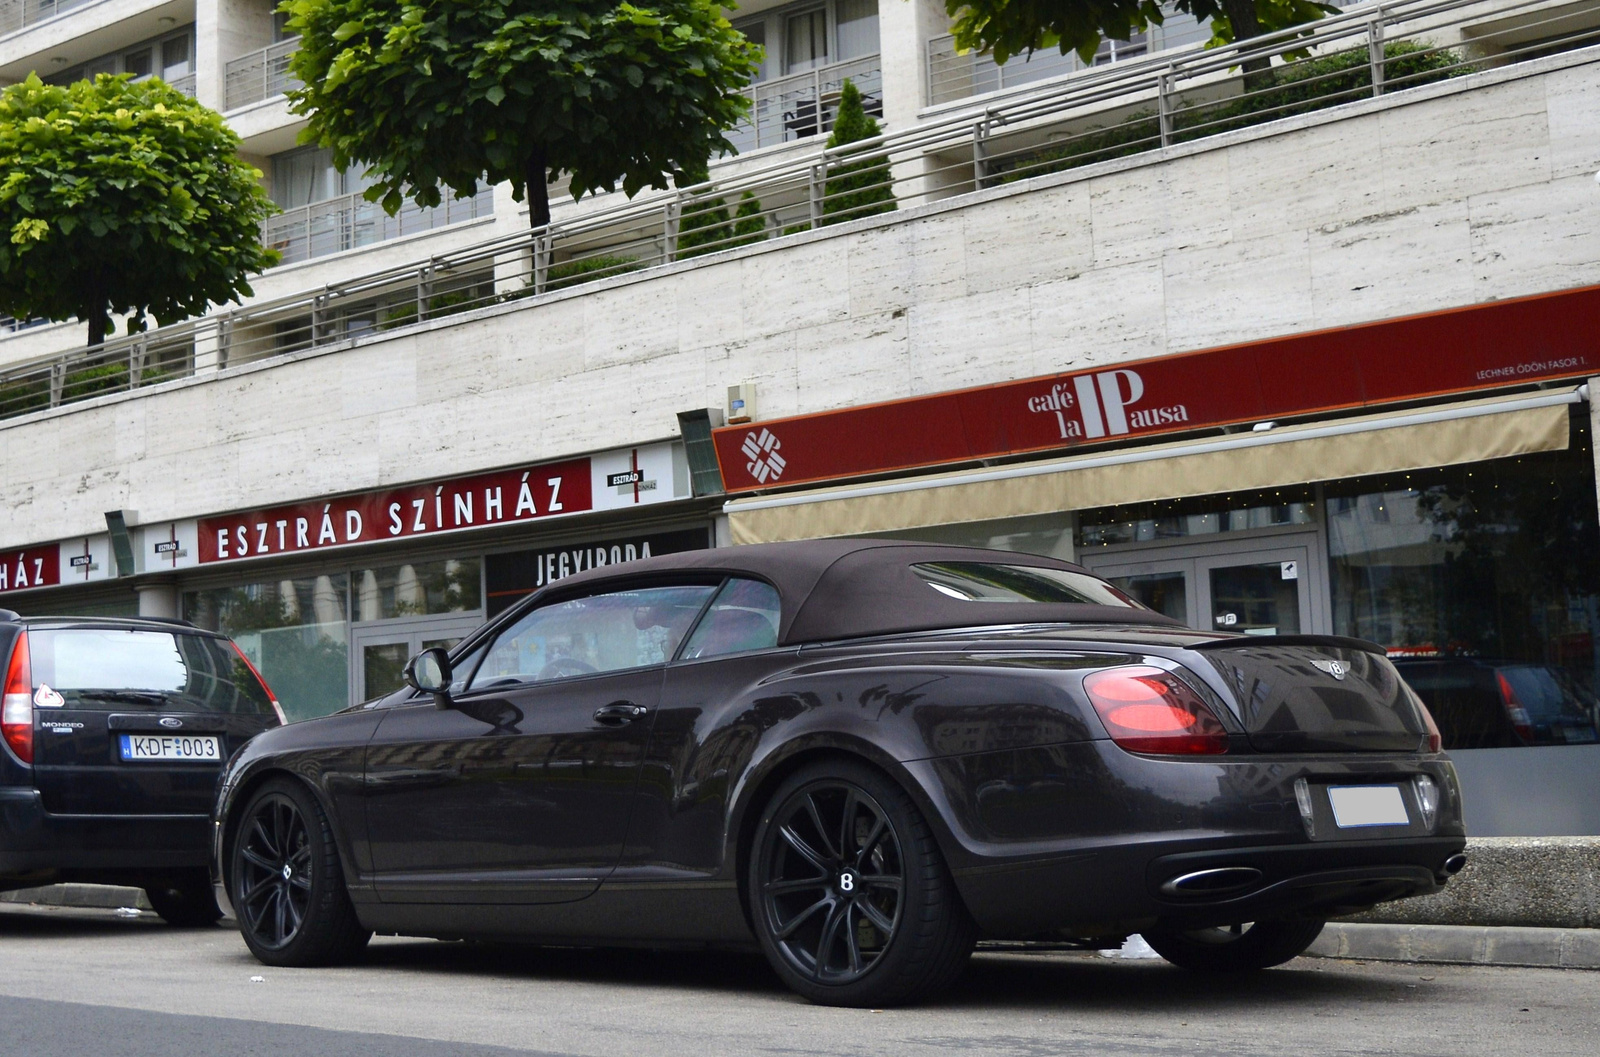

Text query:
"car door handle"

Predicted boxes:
[[593, 702, 650, 726]]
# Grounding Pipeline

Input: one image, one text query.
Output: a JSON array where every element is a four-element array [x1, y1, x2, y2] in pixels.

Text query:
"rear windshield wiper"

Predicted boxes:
[[68, 690, 184, 706]]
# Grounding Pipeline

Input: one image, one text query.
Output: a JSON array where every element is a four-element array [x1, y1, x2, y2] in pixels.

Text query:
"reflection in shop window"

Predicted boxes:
[[1077, 489, 1316, 548], [183, 576, 349, 722], [353, 558, 482, 622], [1327, 418, 1600, 749]]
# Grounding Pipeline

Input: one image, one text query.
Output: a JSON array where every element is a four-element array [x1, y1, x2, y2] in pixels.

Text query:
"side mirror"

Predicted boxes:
[[404, 647, 455, 709]]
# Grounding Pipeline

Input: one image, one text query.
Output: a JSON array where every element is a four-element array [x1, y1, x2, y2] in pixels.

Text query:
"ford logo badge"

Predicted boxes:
[[159, 717, 184, 729]]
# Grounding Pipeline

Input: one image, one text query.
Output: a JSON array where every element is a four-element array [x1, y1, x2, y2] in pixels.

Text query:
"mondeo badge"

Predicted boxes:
[[1311, 660, 1348, 680]]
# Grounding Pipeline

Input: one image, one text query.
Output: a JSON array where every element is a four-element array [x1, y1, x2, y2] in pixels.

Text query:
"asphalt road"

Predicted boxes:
[[1, 903, 1596, 1057]]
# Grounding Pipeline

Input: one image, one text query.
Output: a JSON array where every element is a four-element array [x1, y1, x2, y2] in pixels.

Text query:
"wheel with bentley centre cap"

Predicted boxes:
[[749, 760, 976, 1007], [230, 777, 370, 966]]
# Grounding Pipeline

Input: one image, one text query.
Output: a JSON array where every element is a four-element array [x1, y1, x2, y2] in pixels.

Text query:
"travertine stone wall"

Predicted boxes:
[[1, 50, 1597, 550]]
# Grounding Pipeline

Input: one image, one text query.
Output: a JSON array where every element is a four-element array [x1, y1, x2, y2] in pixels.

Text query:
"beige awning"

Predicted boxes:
[[725, 390, 1580, 545]]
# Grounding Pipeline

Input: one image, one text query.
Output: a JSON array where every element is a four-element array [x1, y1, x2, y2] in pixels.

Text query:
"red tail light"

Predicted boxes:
[[232, 642, 287, 726], [3, 631, 34, 764], [1083, 666, 1228, 755], [1495, 672, 1534, 744]]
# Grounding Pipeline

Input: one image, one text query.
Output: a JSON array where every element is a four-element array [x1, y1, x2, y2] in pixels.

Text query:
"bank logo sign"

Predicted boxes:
[[741, 428, 787, 483]]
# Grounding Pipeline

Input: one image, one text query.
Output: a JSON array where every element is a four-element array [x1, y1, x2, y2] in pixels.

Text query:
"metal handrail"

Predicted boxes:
[[728, 54, 884, 153], [0, 0, 94, 36], [926, 11, 1212, 106], [262, 184, 495, 266], [224, 37, 302, 111], [3, 0, 1596, 422]]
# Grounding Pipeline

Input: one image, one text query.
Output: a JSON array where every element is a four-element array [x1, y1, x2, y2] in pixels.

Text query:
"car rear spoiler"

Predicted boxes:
[[1189, 633, 1389, 654]]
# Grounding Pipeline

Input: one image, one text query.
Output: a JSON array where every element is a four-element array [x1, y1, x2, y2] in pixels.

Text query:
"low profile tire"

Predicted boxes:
[[144, 869, 222, 927], [230, 778, 370, 966], [748, 760, 976, 1007], [1142, 918, 1326, 972]]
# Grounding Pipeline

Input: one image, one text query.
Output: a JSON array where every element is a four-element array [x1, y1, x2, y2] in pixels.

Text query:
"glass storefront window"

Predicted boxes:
[[1077, 488, 1316, 549], [183, 576, 350, 722], [1328, 417, 1600, 749], [353, 558, 482, 622]]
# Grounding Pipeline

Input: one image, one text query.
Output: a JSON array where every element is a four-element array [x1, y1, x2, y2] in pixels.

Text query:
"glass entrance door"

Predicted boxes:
[[1084, 536, 1322, 636], [350, 614, 484, 704]]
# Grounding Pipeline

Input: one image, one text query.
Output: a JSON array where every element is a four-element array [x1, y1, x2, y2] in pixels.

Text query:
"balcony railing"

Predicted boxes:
[[927, 12, 1212, 106], [727, 54, 883, 154], [0, 0, 93, 36], [2, 0, 1596, 421], [262, 184, 496, 267], [225, 38, 301, 111], [167, 72, 197, 98]]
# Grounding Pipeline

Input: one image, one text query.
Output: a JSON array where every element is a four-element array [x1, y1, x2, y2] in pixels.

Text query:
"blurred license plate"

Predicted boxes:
[[1327, 785, 1409, 828], [119, 734, 220, 762]]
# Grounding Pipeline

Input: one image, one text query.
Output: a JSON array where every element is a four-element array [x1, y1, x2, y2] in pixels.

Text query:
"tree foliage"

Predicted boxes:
[[821, 80, 895, 227], [946, 0, 1341, 65], [284, 0, 763, 229], [0, 74, 279, 348]]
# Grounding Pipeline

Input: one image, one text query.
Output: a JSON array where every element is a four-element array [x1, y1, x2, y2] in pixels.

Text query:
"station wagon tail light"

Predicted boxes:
[[232, 642, 287, 726], [1083, 666, 1228, 755], [1495, 672, 1535, 744], [3, 632, 34, 764]]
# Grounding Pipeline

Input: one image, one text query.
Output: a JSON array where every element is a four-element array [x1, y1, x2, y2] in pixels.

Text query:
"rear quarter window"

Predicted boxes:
[[27, 628, 274, 715]]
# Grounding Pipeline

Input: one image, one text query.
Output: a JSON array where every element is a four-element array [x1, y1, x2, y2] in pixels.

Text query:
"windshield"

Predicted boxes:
[[912, 562, 1142, 607], [26, 628, 275, 715]]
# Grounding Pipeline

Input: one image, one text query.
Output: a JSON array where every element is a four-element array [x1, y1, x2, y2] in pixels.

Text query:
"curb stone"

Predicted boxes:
[[1308, 922, 1600, 970], [0, 884, 151, 911]]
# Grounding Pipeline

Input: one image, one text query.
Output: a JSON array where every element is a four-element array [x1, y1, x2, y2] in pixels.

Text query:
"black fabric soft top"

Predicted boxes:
[[539, 539, 1183, 645]]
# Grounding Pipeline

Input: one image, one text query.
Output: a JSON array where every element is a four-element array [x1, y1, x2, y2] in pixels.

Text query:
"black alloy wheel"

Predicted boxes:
[[231, 778, 370, 967], [750, 760, 975, 1007], [1142, 918, 1326, 972], [143, 868, 222, 927]]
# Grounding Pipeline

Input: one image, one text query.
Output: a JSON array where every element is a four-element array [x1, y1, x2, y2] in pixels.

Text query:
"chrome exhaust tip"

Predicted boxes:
[[1159, 866, 1264, 897], [1442, 853, 1468, 875]]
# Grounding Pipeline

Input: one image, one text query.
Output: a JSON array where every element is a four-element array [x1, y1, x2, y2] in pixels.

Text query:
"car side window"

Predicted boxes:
[[680, 579, 781, 660], [466, 584, 716, 690]]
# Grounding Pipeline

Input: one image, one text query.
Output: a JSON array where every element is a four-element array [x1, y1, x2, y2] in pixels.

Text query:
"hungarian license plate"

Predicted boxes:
[[119, 734, 221, 762], [1327, 784, 1409, 828]]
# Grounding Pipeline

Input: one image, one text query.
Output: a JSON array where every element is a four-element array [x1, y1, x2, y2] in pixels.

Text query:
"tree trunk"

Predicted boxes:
[[84, 277, 107, 350], [524, 147, 551, 231], [1221, 0, 1274, 90]]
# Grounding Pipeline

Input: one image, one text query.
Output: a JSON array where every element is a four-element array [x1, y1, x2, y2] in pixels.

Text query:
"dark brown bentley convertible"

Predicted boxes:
[[212, 540, 1467, 1006]]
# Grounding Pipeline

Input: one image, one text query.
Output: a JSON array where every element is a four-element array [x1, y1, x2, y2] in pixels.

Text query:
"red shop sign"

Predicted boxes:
[[0, 547, 60, 594], [714, 284, 1600, 492], [198, 459, 592, 564]]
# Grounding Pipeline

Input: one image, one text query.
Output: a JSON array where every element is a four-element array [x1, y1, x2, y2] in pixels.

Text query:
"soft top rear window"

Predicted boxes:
[[27, 628, 274, 715], [912, 562, 1142, 608]]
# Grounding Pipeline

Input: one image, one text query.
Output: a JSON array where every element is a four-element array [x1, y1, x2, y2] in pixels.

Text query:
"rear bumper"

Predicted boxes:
[[0, 787, 210, 882], [953, 834, 1465, 937]]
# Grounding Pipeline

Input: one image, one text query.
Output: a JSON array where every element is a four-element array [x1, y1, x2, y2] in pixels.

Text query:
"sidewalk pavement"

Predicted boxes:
[[1308, 922, 1600, 970]]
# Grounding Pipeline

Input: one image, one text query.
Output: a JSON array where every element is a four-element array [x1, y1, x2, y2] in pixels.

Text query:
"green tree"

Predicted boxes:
[[283, 0, 763, 230], [0, 74, 279, 349], [821, 80, 896, 227], [945, 0, 1340, 65]]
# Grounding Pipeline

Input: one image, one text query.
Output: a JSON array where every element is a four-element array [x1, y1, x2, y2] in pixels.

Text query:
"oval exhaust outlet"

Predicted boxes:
[[1159, 866, 1264, 897], [1442, 853, 1468, 875]]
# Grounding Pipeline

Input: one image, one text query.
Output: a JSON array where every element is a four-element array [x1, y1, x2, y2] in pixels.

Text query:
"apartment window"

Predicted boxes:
[[835, 0, 879, 60], [785, 8, 830, 73], [270, 147, 376, 209], [51, 27, 196, 87], [736, 0, 880, 80]]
